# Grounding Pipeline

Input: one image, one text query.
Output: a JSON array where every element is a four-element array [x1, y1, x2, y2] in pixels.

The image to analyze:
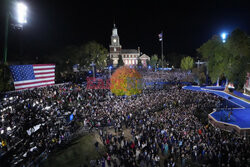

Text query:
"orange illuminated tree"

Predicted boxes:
[[110, 66, 143, 96]]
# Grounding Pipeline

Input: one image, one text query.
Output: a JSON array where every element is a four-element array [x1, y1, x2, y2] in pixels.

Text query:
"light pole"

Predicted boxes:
[[161, 32, 164, 70], [3, 2, 9, 64], [108, 66, 112, 78], [2, 1, 28, 81], [220, 32, 228, 87], [158, 32, 164, 73], [221, 32, 228, 43], [3, 1, 28, 64], [90, 62, 95, 78]]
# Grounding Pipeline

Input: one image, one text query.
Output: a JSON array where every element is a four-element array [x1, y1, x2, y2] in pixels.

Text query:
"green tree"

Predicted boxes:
[[158, 59, 167, 68], [0, 65, 4, 91], [197, 35, 227, 83], [197, 29, 250, 89], [47, 45, 80, 81], [146, 59, 150, 67], [180, 56, 194, 70], [167, 52, 184, 68], [107, 55, 113, 67], [47, 41, 108, 82], [117, 55, 124, 67], [137, 59, 142, 67], [0, 63, 13, 92], [225, 29, 250, 88], [80, 41, 108, 69], [62, 46, 81, 72], [149, 54, 158, 68], [192, 67, 206, 85]]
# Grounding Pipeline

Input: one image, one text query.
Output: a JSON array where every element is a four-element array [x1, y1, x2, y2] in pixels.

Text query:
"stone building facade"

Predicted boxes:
[[109, 24, 150, 67]]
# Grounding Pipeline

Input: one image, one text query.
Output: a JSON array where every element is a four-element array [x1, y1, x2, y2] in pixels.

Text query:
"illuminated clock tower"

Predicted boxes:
[[109, 24, 122, 65]]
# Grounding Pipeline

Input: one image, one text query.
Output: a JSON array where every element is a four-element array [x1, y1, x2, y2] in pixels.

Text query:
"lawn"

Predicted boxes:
[[41, 133, 105, 167]]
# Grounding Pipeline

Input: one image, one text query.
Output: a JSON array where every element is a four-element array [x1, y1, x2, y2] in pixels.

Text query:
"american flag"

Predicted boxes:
[[9, 64, 55, 90]]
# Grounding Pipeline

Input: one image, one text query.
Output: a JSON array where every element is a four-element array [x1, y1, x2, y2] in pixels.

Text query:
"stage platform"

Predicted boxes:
[[183, 86, 250, 135]]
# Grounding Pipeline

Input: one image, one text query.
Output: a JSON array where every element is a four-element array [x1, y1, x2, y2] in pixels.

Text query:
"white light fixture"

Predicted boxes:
[[16, 2, 28, 24], [221, 32, 228, 43]]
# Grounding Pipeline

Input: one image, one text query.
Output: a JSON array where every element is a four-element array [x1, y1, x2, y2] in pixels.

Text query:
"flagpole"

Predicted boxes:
[[161, 31, 163, 72]]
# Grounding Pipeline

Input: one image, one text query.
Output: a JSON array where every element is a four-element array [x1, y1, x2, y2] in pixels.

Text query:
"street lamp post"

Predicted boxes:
[[90, 62, 95, 78], [109, 66, 112, 78], [161, 32, 164, 70], [220, 32, 228, 87], [158, 31, 164, 73], [2, 1, 28, 81], [3, 1, 28, 64]]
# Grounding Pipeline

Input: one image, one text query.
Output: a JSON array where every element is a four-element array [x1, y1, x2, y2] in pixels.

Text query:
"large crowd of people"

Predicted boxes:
[[0, 83, 89, 166], [141, 70, 193, 83], [98, 87, 250, 167], [0, 70, 249, 167]]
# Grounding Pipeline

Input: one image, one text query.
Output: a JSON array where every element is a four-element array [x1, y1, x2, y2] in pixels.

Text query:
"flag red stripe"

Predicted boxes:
[[35, 76, 55, 79], [16, 83, 55, 90], [14, 80, 55, 86], [33, 64, 55, 67], [34, 72, 55, 75], [12, 64, 55, 90], [33, 68, 55, 71]]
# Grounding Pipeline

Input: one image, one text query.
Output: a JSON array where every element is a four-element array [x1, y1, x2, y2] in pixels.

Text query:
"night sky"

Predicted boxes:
[[1, 0, 250, 62]]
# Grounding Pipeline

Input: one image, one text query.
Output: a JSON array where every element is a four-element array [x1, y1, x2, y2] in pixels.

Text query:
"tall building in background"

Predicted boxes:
[[109, 24, 150, 67]]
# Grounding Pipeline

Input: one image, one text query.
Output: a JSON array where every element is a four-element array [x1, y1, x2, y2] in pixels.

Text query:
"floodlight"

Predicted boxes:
[[16, 2, 27, 24], [221, 32, 227, 43]]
